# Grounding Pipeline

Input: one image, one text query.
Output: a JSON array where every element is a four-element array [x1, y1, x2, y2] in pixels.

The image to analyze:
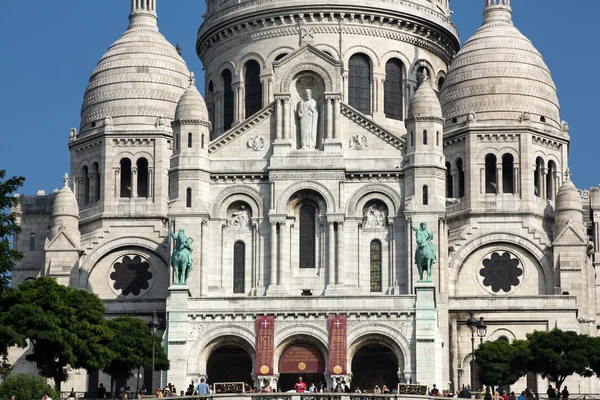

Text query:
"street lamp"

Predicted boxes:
[[149, 311, 160, 394], [465, 313, 487, 392]]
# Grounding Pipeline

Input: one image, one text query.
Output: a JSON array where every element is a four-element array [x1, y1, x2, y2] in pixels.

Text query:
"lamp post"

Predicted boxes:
[[466, 313, 487, 392], [149, 311, 160, 394]]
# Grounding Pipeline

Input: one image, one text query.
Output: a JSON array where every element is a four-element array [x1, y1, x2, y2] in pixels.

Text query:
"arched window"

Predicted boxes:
[[534, 157, 544, 197], [93, 162, 101, 203], [299, 205, 316, 269], [222, 69, 234, 132], [547, 160, 557, 200], [437, 76, 445, 92], [82, 166, 90, 206], [233, 241, 245, 294], [201, 134, 205, 149], [485, 154, 497, 194], [174, 133, 179, 151], [423, 130, 428, 145], [120, 158, 132, 198], [187, 132, 193, 148], [370, 240, 382, 292], [186, 188, 192, 208], [244, 60, 262, 118], [436, 131, 440, 147], [422, 185, 429, 206], [446, 162, 453, 198], [29, 233, 35, 251], [348, 53, 371, 115], [410, 131, 414, 147], [137, 158, 149, 198], [208, 81, 215, 138], [384, 58, 403, 121], [502, 154, 515, 194], [457, 158, 465, 198]]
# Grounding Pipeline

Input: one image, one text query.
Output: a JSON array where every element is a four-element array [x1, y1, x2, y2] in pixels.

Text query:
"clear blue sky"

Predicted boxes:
[[0, 1, 598, 194]]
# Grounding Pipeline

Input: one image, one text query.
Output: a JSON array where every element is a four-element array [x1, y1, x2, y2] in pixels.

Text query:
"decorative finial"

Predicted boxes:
[[189, 71, 196, 87], [176, 43, 182, 56], [565, 168, 572, 181], [63, 173, 70, 187], [418, 69, 430, 85]]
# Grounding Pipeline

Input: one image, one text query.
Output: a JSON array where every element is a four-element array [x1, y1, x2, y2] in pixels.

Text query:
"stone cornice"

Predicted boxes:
[[197, 10, 457, 65], [340, 103, 405, 151]]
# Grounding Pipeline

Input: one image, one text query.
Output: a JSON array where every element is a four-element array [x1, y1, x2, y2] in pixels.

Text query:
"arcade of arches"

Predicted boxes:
[[202, 337, 403, 391]]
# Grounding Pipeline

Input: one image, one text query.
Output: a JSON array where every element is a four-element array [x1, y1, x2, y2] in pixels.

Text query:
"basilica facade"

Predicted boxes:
[[10, 0, 600, 394]]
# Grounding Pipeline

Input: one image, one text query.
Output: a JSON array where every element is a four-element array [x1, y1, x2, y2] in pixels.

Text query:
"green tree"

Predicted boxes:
[[584, 336, 600, 380], [0, 169, 25, 294], [0, 278, 114, 393], [104, 316, 169, 397], [525, 329, 593, 390], [475, 339, 528, 387], [0, 373, 57, 400]]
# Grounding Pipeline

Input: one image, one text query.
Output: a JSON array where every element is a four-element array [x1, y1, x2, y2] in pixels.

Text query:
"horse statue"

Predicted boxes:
[[411, 221, 437, 281], [168, 220, 194, 285]]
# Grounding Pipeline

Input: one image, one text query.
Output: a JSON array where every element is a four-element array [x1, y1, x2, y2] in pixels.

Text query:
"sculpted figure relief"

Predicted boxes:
[[410, 220, 437, 281], [363, 204, 388, 229], [230, 205, 251, 229], [168, 219, 194, 285], [297, 89, 318, 149]]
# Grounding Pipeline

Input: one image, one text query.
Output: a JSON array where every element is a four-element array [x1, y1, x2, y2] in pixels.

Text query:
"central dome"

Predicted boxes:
[[79, 5, 190, 135], [440, 1, 560, 128]]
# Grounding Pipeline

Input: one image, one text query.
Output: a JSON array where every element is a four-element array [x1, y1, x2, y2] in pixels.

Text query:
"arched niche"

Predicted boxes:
[[291, 72, 326, 150]]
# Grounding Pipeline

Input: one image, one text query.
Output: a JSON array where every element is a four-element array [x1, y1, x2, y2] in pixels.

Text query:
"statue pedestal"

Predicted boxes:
[[414, 281, 443, 387], [323, 140, 342, 154], [167, 285, 191, 391]]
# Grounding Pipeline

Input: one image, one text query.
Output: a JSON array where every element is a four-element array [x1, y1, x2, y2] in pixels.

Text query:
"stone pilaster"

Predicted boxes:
[[415, 281, 443, 387], [166, 286, 191, 391]]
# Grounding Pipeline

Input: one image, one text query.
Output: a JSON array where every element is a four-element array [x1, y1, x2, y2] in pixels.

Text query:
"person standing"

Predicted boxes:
[[195, 378, 210, 395], [547, 385, 556, 399], [97, 383, 107, 399], [293, 376, 307, 393], [561, 386, 569, 400]]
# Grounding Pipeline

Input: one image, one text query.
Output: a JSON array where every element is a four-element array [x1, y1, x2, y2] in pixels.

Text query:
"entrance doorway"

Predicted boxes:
[[351, 344, 399, 392], [278, 343, 326, 392], [206, 345, 253, 386]]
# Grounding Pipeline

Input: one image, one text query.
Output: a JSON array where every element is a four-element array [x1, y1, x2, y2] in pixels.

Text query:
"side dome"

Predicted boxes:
[[80, 3, 190, 135], [555, 171, 582, 214], [174, 73, 209, 121], [408, 73, 443, 120], [441, 1, 560, 128], [52, 174, 79, 219]]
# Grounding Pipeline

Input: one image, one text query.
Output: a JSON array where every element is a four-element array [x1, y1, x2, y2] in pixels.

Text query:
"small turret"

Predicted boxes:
[[554, 169, 585, 238], [49, 174, 80, 243]]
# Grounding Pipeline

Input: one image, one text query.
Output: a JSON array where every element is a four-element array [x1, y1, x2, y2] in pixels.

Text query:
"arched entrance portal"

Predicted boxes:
[[278, 343, 326, 391], [351, 344, 399, 392], [206, 345, 253, 386]]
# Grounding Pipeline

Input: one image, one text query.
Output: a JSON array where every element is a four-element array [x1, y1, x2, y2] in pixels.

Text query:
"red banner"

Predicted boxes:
[[279, 343, 325, 373], [255, 316, 275, 375], [328, 316, 347, 375]]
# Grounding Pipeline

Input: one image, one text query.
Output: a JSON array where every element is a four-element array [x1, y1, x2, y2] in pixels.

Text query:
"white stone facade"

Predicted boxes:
[[10, 0, 600, 395]]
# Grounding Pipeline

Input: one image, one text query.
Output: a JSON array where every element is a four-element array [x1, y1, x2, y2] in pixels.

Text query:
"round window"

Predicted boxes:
[[479, 251, 523, 294]]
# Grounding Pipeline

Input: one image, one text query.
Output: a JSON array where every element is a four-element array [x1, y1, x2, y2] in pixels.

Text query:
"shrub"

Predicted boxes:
[[0, 373, 57, 400]]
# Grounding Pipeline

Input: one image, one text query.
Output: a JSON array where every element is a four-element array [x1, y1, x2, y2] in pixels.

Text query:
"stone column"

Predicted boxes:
[[200, 220, 207, 296], [282, 97, 290, 140], [131, 167, 138, 199], [148, 168, 154, 200], [89, 172, 97, 203], [513, 166, 519, 194], [337, 221, 344, 285], [451, 170, 459, 199], [328, 221, 335, 286], [114, 169, 120, 198], [541, 167, 548, 199], [324, 96, 332, 141], [479, 167, 485, 194], [279, 221, 287, 287], [275, 97, 283, 140], [233, 82, 242, 124], [496, 163, 503, 194], [333, 96, 341, 140], [270, 221, 278, 286]]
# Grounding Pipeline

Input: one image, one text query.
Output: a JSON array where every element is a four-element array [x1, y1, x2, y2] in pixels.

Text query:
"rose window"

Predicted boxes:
[[110, 255, 153, 296], [479, 252, 522, 293]]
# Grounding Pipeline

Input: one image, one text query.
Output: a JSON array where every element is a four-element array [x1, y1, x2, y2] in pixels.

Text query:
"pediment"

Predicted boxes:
[[273, 44, 343, 93], [45, 228, 78, 251], [553, 223, 586, 246], [273, 44, 342, 69], [340, 103, 406, 152]]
